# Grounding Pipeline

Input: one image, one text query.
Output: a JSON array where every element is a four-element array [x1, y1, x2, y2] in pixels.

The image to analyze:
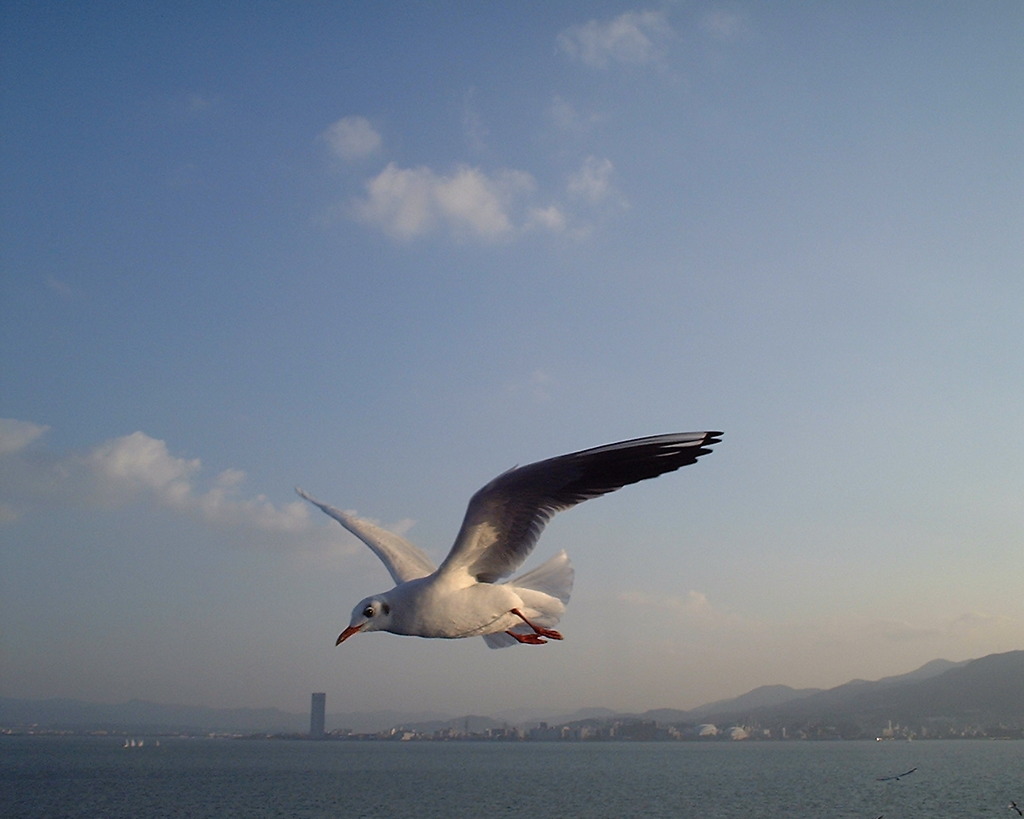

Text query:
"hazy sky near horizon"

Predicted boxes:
[[2, 2, 1022, 718]]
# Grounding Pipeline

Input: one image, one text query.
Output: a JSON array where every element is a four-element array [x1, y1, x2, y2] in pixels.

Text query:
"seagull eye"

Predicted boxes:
[[363, 605, 375, 618]]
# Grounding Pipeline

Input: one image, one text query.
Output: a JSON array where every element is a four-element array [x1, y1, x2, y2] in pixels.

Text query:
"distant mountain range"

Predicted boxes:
[[2, 650, 1020, 736], [719, 651, 1020, 731]]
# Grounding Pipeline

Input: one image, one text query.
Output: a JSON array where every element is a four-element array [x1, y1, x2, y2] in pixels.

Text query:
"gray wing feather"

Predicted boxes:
[[296, 488, 436, 584], [437, 431, 722, 583]]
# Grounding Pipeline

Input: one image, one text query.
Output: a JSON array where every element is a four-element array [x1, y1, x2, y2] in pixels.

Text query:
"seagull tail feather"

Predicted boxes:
[[482, 551, 574, 649], [506, 549, 574, 604]]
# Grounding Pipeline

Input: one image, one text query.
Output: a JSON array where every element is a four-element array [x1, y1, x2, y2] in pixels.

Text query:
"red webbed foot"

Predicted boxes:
[[506, 631, 548, 645], [509, 608, 564, 642]]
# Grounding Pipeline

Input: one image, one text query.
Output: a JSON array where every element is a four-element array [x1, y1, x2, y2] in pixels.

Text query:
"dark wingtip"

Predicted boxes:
[[691, 431, 723, 461]]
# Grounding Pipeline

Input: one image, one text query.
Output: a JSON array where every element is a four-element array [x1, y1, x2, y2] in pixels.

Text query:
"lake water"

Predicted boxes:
[[2, 736, 1021, 817]]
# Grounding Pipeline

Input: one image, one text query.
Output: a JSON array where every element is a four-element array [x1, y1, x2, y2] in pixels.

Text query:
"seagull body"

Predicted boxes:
[[297, 431, 721, 648]]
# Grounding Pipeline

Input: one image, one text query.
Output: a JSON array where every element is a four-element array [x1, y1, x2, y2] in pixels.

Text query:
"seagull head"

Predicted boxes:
[[337, 595, 392, 644]]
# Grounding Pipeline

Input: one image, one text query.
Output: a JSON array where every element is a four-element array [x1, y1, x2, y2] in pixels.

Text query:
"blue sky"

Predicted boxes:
[[2, 2, 1022, 718]]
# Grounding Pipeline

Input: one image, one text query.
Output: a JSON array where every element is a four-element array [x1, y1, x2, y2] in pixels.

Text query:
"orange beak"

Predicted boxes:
[[336, 625, 362, 645]]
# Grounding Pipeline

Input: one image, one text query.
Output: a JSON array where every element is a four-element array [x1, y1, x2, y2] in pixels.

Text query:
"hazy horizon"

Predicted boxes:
[[2, 3, 1022, 718], [2, 650, 988, 722]]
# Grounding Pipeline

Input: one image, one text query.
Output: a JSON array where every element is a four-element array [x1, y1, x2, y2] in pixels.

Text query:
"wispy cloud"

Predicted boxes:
[[0, 422, 310, 534], [525, 205, 568, 234], [353, 162, 562, 241], [0, 418, 49, 456], [325, 113, 620, 242], [86, 431, 310, 532], [549, 95, 603, 135], [567, 155, 617, 205], [558, 10, 673, 69], [322, 115, 382, 161], [88, 431, 200, 508], [350, 155, 623, 242]]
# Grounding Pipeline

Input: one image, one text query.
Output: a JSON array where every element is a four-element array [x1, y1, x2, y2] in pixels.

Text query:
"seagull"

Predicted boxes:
[[876, 767, 917, 781], [297, 431, 721, 648]]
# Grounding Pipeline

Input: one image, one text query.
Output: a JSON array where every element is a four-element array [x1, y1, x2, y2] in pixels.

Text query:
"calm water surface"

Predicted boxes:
[[2, 736, 1021, 817]]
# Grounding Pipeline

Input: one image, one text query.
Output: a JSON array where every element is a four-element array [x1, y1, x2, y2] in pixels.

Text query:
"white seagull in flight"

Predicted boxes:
[[297, 431, 721, 648]]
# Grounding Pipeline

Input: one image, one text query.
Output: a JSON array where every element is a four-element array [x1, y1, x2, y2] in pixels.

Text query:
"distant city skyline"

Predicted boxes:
[[2, 3, 1021, 717], [3, 650, 1020, 741]]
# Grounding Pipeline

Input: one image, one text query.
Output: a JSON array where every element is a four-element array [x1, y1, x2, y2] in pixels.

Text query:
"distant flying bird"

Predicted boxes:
[[297, 431, 721, 648], [876, 767, 918, 781], [1010, 801, 1023, 816]]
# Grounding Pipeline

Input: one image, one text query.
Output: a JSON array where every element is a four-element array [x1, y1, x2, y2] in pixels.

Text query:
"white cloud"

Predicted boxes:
[[0, 424, 347, 540], [549, 95, 603, 135], [434, 166, 527, 238], [558, 10, 673, 68], [191, 465, 312, 533], [85, 431, 311, 533], [198, 470, 311, 533], [326, 114, 622, 242], [0, 418, 49, 456], [354, 162, 545, 241], [355, 163, 437, 238], [526, 205, 568, 234], [322, 115, 382, 161], [567, 155, 616, 204], [88, 431, 199, 508]]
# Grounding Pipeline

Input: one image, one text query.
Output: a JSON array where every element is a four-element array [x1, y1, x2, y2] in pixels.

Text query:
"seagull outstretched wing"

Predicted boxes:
[[436, 431, 722, 584], [296, 488, 435, 584]]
